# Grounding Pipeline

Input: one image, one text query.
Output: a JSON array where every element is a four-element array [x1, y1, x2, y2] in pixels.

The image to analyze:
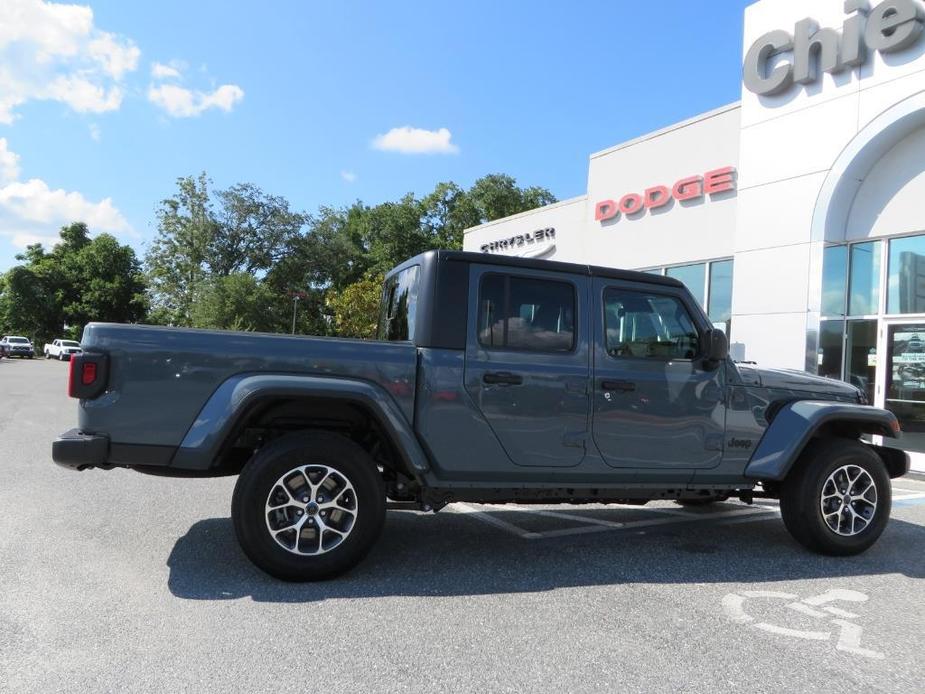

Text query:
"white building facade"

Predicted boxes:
[[463, 0, 925, 468]]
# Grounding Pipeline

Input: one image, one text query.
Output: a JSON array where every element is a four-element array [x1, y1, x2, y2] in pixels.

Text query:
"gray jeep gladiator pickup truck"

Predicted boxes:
[[54, 250, 909, 580]]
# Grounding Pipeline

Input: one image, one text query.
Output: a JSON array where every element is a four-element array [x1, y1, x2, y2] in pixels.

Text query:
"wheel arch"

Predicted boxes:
[[169, 373, 431, 480], [745, 400, 908, 482]]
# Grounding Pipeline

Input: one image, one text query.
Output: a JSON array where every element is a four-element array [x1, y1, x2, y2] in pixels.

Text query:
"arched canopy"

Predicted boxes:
[[812, 90, 925, 244]]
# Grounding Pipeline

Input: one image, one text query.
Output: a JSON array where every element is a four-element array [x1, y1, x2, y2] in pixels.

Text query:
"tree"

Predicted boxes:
[[0, 222, 146, 345], [190, 273, 283, 332], [146, 174, 307, 326], [468, 173, 557, 223], [325, 273, 384, 339], [146, 174, 215, 326], [143, 171, 555, 338]]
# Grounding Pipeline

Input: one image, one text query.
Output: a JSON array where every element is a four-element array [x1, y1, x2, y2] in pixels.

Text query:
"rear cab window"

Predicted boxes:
[[378, 265, 420, 342]]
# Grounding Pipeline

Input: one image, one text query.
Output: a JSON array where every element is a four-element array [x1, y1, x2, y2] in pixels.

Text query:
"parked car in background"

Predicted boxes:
[[0, 336, 35, 359], [44, 339, 82, 361], [0, 341, 8, 358]]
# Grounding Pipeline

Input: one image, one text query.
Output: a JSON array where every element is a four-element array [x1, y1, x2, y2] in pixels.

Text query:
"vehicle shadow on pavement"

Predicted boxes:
[[166, 505, 925, 602]]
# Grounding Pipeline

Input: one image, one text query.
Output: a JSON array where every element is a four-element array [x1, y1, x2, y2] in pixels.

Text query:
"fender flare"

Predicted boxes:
[[744, 400, 906, 481], [169, 373, 431, 475]]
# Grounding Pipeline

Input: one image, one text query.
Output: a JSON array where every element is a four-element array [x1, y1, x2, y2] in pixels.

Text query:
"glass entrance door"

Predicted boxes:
[[880, 321, 925, 453]]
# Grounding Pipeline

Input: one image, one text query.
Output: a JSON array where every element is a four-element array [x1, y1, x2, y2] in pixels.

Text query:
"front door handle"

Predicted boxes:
[[483, 371, 523, 386], [601, 379, 635, 392]]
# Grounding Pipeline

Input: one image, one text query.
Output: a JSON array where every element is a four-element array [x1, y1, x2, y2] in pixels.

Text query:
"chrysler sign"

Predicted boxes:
[[744, 0, 925, 96], [594, 167, 736, 223]]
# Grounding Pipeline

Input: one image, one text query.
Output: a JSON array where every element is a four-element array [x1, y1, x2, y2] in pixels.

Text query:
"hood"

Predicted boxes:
[[736, 364, 861, 399]]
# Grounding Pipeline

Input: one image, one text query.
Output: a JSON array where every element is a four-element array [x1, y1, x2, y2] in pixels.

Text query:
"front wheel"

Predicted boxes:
[[780, 439, 891, 556], [232, 431, 386, 581]]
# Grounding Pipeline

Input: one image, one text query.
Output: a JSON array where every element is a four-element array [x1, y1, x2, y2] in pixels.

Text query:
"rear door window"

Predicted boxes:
[[478, 274, 575, 352]]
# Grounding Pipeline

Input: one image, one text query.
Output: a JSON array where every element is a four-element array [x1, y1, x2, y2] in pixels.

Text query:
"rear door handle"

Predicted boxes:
[[601, 379, 635, 392], [483, 371, 523, 386]]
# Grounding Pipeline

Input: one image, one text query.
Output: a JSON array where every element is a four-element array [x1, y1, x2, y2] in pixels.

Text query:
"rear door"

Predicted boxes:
[[591, 278, 725, 469], [464, 264, 591, 467]]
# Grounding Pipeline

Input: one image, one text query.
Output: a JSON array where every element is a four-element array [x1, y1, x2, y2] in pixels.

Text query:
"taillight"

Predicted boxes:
[[67, 353, 109, 399], [82, 362, 97, 385]]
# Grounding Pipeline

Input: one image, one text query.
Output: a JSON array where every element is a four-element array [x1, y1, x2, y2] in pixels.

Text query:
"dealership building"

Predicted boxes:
[[463, 0, 925, 469]]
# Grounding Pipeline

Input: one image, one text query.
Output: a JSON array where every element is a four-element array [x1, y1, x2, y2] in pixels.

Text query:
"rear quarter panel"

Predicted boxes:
[[78, 323, 418, 448]]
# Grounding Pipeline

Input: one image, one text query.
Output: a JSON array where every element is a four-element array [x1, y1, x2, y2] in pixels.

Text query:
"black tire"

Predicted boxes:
[[779, 439, 891, 556], [232, 431, 386, 581]]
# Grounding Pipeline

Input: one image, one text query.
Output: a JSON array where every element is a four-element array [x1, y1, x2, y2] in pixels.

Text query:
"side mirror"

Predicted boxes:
[[703, 328, 728, 368]]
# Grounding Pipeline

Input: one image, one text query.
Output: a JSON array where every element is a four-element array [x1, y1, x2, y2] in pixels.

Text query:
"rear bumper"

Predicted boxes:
[[52, 428, 109, 470]]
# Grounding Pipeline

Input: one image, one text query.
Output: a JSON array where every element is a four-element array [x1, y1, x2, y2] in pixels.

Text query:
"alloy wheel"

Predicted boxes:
[[264, 464, 358, 555], [819, 464, 878, 537]]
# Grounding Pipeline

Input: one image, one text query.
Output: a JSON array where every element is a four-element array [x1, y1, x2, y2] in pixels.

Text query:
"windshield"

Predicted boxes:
[[8, 337, 28, 343], [62, 341, 80, 347]]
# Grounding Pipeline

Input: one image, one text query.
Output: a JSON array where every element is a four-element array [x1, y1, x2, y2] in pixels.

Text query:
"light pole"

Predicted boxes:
[[288, 290, 307, 334]]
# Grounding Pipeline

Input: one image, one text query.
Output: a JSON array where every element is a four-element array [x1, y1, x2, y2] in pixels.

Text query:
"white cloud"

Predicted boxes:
[[371, 126, 459, 155], [0, 139, 134, 251], [151, 60, 182, 80], [340, 170, 357, 183], [9, 232, 62, 249], [148, 83, 244, 118], [45, 74, 123, 113], [88, 31, 139, 79], [0, 0, 140, 123], [0, 139, 21, 184], [0, 178, 131, 231]]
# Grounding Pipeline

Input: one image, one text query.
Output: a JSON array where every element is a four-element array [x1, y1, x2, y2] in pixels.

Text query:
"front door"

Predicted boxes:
[[591, 278, 726, 469], [464, 264, 590, 467], [876, 320, 925, 453]]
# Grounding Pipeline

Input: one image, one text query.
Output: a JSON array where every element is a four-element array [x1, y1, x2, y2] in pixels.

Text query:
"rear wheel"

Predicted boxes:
[[232, 431, 386, 581], [780, 439, 890, 556]]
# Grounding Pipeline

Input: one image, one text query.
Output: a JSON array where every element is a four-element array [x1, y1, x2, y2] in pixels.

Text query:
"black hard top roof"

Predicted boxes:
[[389, 250, 684, 288]]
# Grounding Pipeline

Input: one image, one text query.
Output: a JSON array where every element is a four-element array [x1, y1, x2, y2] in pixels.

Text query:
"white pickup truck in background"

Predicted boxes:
[[44, 339, 82, 361]]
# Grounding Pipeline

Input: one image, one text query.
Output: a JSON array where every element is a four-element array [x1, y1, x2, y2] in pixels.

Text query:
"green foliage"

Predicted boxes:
[[325, 273, 384, 339], [144, 171, 555, 337], [190, 273, 276, 332], [0, 222, 146, 346]]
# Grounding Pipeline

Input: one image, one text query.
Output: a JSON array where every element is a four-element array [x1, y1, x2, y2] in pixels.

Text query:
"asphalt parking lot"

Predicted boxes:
[[2, 358, 925, 693]]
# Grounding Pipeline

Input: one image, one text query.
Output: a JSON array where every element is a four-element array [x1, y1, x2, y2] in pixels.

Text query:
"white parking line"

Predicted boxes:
[[452, 503, 540, 539], [451, 488, 925, 541], [451, 502, 778, 540]]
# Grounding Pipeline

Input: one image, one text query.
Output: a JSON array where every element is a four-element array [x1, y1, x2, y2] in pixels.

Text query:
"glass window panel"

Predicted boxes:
[[477, 275, 575, 352], [377, 264, 420, 341], [666, 263, 706, 307], [604, 289, 700, 360], [888, 234, 925, 314], [848, 242, 880, 316], [846, 319, 877, 404], [817, 319, 844, 380], [476, 274, 505, 348], [821, 245, 848, 316], [707, 260, 733, 324], [644, 268, 664, 275]]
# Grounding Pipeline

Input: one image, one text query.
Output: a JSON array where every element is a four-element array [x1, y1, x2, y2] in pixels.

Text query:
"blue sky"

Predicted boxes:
[[0, 0, 753, 271]]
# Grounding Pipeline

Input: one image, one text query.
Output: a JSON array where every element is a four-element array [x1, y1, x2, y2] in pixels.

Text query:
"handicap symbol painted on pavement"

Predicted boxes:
[[721, 589, 884, 659]]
